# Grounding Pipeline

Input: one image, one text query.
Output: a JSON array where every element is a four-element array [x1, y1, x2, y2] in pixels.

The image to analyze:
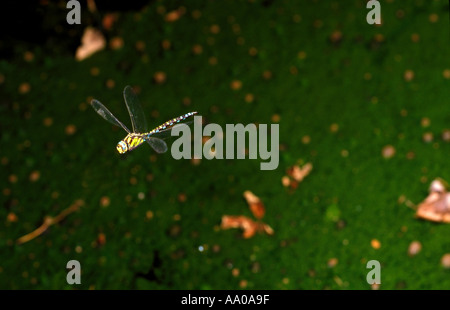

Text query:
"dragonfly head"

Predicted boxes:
[[116, 140, 128, 154]]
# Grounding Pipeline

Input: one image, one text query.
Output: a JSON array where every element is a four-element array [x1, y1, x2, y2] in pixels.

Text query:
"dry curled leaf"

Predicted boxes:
[[283, 162, 312, 190], [243, 190, 265, 219], [75, 27, 106, 61], [286, 162, 312, 183], [415, 178, 450, 223], [221, 215, 274, 239], [221, 191, 273, 238], [292, 162, 313, 182], [221, 215, 258, 239]]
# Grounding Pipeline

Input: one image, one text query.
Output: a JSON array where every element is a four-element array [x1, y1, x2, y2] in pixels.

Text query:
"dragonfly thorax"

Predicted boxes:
[[117, 133, 145, 154]]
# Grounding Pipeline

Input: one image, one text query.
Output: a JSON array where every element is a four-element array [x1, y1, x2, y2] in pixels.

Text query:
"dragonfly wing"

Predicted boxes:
[[123, 85, 148, 133], [91, 99, 131, 133], [146, 137, 168, 154]]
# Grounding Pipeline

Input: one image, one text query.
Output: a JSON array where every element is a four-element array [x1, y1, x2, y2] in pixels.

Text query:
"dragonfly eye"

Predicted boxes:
[[116, 141, 128, 154]]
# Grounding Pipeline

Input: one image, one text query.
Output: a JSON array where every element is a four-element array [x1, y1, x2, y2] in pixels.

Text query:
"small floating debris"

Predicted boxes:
[[408, 241, 422, 257]]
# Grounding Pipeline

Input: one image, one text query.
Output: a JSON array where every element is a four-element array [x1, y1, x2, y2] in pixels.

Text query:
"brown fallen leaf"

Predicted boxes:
[[221, 215, 258, 239], [415, 178, 450, 223], [75, 27, 106, 61], [220, 215, 274, 239], [282, 162, 312, 191], [281, 163, 313, 190], [221, 191, 273, 238], [243, 190, 265, 219], [287, 162, 313, 182], [16, 199, 84, 245]]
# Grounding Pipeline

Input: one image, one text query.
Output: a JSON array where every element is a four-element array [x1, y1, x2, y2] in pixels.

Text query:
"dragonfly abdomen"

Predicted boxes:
[[146, 111, 198, 136]]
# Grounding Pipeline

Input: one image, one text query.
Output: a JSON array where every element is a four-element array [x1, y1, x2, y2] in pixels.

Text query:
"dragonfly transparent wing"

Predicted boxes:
[[146, 137, 168, 154], [91, 99, 131, 133], [123, 85, 148, 133]]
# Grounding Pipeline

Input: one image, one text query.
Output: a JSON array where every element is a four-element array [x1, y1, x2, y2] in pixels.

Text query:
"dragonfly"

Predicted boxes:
[[90, 85, 198, 154]]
